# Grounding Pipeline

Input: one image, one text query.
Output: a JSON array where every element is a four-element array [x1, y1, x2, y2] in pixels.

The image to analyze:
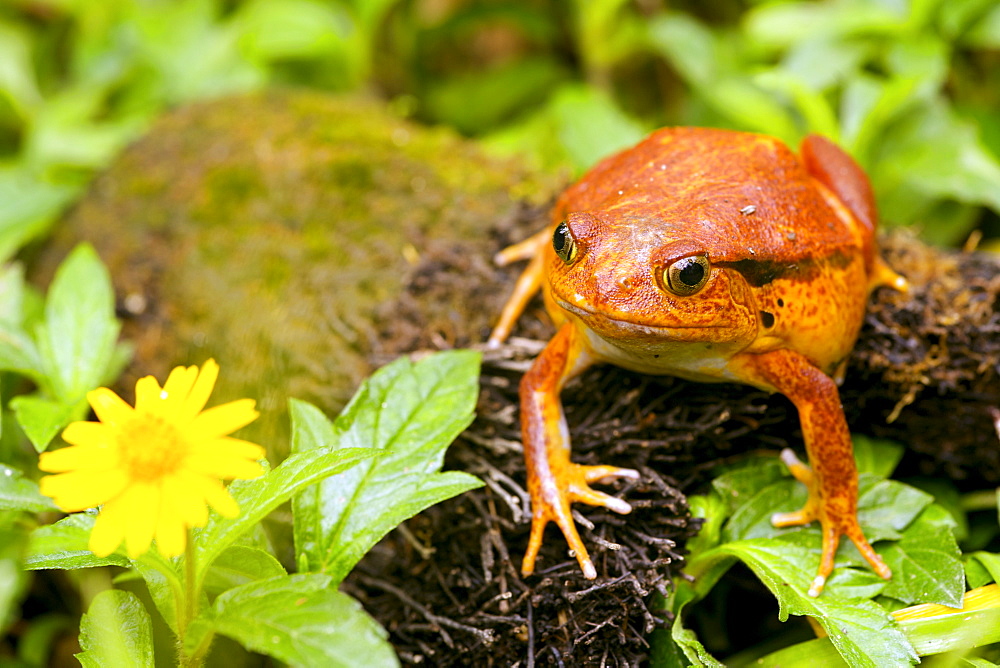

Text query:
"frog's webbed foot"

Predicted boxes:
[[522, 463, 639, 580], [772, 448, 892, 597]]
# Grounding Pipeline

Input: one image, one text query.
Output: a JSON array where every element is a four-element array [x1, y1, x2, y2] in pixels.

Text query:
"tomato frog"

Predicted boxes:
[[488, 127, 907, 597]]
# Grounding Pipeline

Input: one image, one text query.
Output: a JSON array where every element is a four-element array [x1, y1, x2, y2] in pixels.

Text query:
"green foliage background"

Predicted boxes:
[[1, 0, 999, 253]]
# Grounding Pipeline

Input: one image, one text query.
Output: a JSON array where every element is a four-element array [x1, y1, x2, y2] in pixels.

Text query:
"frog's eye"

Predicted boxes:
[[664, 255, 710, 296], [552, 220, 578, 265]]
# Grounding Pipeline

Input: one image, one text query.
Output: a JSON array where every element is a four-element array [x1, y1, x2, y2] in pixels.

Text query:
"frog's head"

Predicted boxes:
[[546, 209, 759, 353]]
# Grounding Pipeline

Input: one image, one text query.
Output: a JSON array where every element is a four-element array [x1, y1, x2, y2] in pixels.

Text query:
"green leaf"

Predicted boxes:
[[879, 506, 964, 607], [0, 168, 76, 264], [202, 545, 287, 598], [0, 464, 57, 512], [190, 573, 399, 667], [292, 351, 483, 583], [648, 12, 798, 142], [691, 540, 918, 667], [0, 262, 26, 324], [754, 605, 1000, 665], [193, 446, 378, 590], [0, 516, 29, 633], [550, 85, 648, 172], [711, 457, 788, 514], [235, 0, 354, 61], [35, 243, 122, 401], [77, 590, 154, 668], [426, 57, 565, 135], [25, 513, 130, 570], [967, 552, 1000, 586], [11, 395, 87, 453], [0, 321, 43, 380], [852, 436, 904, 478], [132, 559, 181, 634]]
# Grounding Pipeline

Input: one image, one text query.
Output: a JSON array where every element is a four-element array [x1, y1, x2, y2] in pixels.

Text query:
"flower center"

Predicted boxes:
[[119, 413, 190, 481]]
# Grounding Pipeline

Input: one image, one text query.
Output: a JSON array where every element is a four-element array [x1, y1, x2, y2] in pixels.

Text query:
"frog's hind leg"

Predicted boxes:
[[487, 229, 550, 348]]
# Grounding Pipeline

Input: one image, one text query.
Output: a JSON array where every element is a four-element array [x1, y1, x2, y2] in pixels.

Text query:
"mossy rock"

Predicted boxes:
[[36, 89, 559, 451]]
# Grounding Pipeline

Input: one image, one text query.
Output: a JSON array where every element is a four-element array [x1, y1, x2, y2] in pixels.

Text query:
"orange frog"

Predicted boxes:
[[488, 127, 907, 597]]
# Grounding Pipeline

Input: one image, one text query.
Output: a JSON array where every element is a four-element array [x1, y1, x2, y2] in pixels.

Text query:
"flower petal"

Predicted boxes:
[[133, 375, 164, 414], [154, 506, 187, 558], [39, 469, 128, 511], [187, 476, 240, 518], [90, 501, 128, 557], [121, 483, 160, 558], [163, 474, 209, 528], [161, 365, 199, 414], [88, 388, 134, 426], [62, 421, 115, 449], [180, 359, 219, 421], [186, 453, 265, 480], [211, 437, 267, 460], [189, 399, 259, 438], [39, 443, 116, 474]]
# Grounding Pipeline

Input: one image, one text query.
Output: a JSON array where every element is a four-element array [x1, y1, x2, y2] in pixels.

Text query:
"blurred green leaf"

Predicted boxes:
[[874, 101, 1000, 238], [292, 350, 482, 584], [962, 3, 1000, 47], [0, 321, 42, 382], [0, 263, 22, 323], [0, 514, 29, 634], [187, 573, 399, 667], [551, 85, 647, 171], [11, 395, 87, 453], [0, 21, 41, 119], [129, 0, 265, 104], [77, 590, 154, 668], [235, 0, 353, 61], [0, 168, 76, 264], [35, 243, 122, 400], [744, 1, 907, 47], [0, 464, 57, 512], [648, 12, 798, 142], [426, 57, 565, 135]]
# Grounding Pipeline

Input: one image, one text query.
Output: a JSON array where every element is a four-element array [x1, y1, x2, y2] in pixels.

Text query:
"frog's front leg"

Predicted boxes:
[[520, 322, 640, 579], [730, 349, 892, 596]]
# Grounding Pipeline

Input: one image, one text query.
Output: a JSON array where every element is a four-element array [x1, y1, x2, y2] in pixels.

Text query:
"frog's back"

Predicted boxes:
[[553, 127, 876, 273]]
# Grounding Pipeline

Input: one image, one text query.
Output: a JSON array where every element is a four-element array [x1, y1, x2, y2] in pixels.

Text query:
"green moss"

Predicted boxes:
[[38, 89, 558, 453]]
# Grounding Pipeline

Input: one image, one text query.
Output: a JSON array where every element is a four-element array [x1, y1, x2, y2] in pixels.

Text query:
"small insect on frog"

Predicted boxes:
[[488, 127, 907, 596]]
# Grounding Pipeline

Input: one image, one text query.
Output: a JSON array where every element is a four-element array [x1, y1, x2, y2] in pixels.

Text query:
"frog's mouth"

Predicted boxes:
[[556, 299, 726, 336]]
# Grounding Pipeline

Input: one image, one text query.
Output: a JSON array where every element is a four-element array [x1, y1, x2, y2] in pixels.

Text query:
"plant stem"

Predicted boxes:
[[176, 530, 201, 668]]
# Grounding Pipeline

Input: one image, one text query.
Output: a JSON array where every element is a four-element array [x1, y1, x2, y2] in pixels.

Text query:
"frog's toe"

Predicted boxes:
[[779, 448, 815, 486], [571, 485, 632, 514], [771, 508, 813, 527], [580, 464, 641, 484], [522, 483, 598, 579]]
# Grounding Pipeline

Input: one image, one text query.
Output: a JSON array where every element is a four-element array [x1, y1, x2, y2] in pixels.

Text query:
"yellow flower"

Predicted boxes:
[[38, 360, 265, 559]]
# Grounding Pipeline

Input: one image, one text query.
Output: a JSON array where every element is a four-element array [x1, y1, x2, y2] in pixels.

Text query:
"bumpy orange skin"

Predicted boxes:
[[491, 127, 905, 596]]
